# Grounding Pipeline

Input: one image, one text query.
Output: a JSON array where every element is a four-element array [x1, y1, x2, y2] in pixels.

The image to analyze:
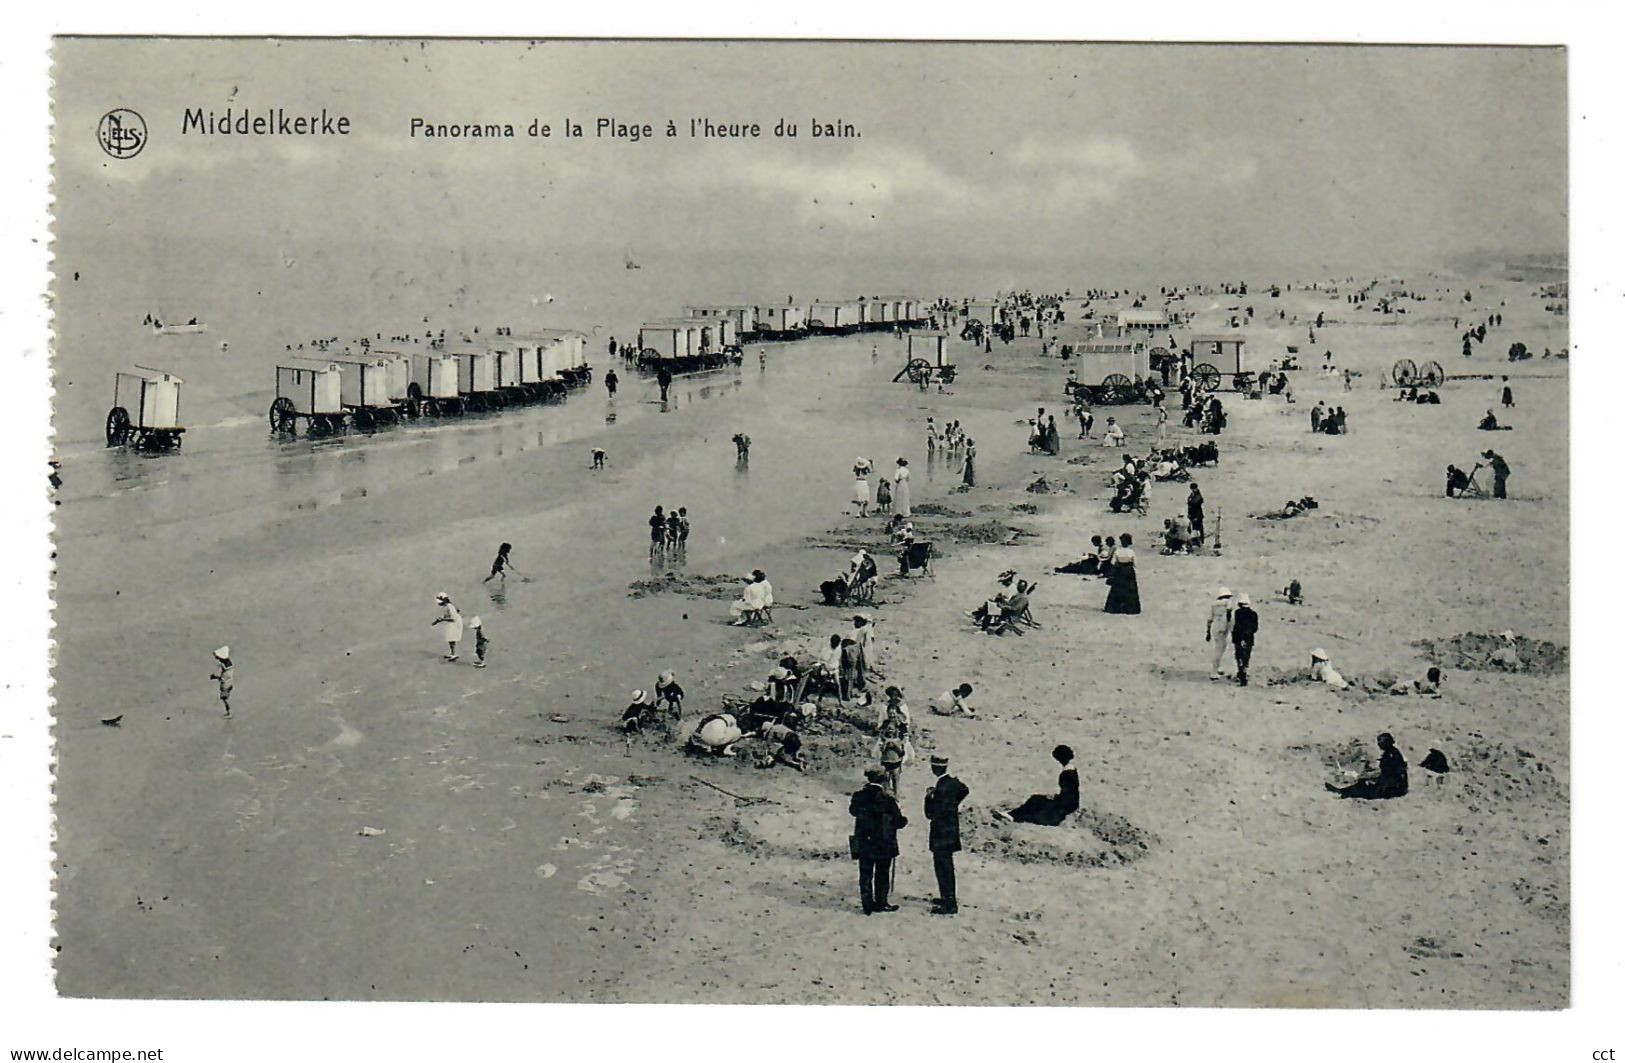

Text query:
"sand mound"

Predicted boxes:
[[913, 502, 970, 517], [627, 573, 744, 600], [1025, 476, 1070, 494], [1009, 502, 1039, 514], [1437, 732, 1567, 806], [934, 520, 1034, 545], [1413, 632, 1567, 676], [963, 807, 1158, 868]]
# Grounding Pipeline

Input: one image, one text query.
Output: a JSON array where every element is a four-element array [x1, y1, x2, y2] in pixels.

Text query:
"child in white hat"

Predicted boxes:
[[210, 646, 234, 717], [469, 617, 488, 668]]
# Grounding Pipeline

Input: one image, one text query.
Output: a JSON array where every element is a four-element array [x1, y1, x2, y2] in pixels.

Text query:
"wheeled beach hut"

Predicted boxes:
[[407, 350, 462, 414], [808, 301, 859, 335], [106, 368, 185, 449], [1116, 308, 1169, 333], [1067, 339, 1152, 405], [1186, 334, 1249, 392], [753, 304, 806, 338], [895, 331, 955, 385], [446, 345, 503, 409], [683, 305, 755, 346], [500, 332, 564, 400], [480, 339, 536, 406], [528, 328, 592, 387], [271, 358, 348, 433], [328, 355, 404, 428]]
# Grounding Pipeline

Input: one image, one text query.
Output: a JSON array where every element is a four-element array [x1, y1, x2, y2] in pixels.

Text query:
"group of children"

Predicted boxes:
[[648, 505, 693, 554]]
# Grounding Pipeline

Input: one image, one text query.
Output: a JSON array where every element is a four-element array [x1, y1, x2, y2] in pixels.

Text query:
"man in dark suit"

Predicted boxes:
[[849, 767, 907, 914], [924, 754, 970, 915]]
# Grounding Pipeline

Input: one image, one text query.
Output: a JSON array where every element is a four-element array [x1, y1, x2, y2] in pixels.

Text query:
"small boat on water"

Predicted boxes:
[[146, 312, 208, 335]]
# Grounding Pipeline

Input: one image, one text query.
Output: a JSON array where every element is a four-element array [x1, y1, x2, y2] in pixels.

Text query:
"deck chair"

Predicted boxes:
[[848, 573, 877, 605], [898, 541, 934, 578], [1453, 463, 1488, 499]]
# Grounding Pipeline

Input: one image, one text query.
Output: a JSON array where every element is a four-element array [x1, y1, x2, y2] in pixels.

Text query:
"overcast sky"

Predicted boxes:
[[53, 39, 1566, 280]]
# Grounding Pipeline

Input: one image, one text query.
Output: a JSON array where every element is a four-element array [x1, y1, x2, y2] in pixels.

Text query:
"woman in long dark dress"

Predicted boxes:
[[999, 745, 1080, 825], [961, 438, 977, 487], [1103, 531, 1141, 614]]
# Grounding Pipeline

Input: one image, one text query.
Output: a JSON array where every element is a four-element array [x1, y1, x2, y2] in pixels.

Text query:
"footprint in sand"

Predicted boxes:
[[534, 864, 558, 879], [327, 716, 363, 749]]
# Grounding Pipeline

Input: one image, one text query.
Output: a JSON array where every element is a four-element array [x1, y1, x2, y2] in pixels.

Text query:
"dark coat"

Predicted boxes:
[[1231, 605, 1259, 644], [924, 774, 970, 852], [849, 784, 907, 859]]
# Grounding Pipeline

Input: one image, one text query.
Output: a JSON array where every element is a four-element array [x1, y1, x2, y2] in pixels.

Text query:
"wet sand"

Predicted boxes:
[[52, 274, 1568, 1006]]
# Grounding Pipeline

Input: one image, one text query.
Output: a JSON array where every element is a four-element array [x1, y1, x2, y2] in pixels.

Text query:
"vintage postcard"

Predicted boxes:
[[44, 36, 1570, 1015]]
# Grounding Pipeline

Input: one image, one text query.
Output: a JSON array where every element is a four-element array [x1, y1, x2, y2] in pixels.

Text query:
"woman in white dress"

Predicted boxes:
[[852, 457, 872, 517], [892, 458, 913, 518]]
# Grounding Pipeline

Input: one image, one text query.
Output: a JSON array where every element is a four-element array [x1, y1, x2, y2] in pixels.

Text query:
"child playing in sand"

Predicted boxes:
[[931, 683, 977, 717], [591, 447, 607, 469], [655, 670, 685, 717], [469, 616, 488, 668], [483, 542, 525, 583], [210, 646, 234, 717]]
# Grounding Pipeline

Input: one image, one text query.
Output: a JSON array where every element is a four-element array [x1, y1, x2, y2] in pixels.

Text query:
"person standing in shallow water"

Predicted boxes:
[[604, 368, 618, 397], [961, 438, 977, 487], [1103, 532, 1141, 614], [892, 458, 913, 518]]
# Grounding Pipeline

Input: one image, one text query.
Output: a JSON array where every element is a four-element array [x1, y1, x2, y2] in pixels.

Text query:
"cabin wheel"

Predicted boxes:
[[105, 406, 132, 447], [1391, 358, 1418, 386], [1419, 361, 1446, 388], [269, 396, 297, 432], [1191, 364, 1222, 392]]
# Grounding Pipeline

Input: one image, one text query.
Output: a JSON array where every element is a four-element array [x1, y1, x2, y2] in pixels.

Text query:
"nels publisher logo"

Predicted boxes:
[[97, 108, 147, 159]]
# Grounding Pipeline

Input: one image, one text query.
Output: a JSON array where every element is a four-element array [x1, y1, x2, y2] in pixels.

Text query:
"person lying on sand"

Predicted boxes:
[[1055, 536, 1106, 576], [1325, 732, 1408, 800]]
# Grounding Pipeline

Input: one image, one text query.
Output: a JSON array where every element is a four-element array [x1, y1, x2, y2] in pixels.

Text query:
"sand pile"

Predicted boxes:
[[962, 806, 1159, 869], [913, 502, 970, 517], [1413, 633, 1568, 675], [627, 573, 744, 600], [1435, 732, 1566, 807]]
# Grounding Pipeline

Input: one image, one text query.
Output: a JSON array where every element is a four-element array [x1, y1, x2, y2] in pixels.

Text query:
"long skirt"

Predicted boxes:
[[1009, 793, 1077, 826], [893, 477, 912, 517], [1104, 562, 1141, 614], [962, 457, 976, 486]]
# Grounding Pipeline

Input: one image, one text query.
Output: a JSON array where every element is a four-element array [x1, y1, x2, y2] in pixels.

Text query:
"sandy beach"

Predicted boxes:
[[51, 273, 1568, 1007]]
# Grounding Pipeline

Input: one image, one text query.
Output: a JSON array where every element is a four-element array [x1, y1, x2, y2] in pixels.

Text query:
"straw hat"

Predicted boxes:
[[213, 646, 230, 660], [435, 592, 450, 603], [1235, 593, 1250, 606], [1217, 587, 1233, 599], [1311, 648, 1329, 661], [630, 689, 648, 703], [658, 670, 675, 684], [467, 616, 482, 628]]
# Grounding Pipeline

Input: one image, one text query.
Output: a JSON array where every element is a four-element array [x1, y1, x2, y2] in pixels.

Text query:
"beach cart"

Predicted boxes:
[[271, 358, 349, 434], [408, 350, 462, 415], [1187, 334, 1250, 392], [1391, 358, 1447, 388], [484, 341, 536, 406], [1067, 339, 1153, 406], [328, 355, 404, 429], [895, 331, 955, 385], [106, 368, 186, 449], [446, 347, 503, 410]]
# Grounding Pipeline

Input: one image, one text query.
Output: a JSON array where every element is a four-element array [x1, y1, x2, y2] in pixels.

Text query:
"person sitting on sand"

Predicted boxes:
[[931, 683, 977, 718], [1325, 732, 1408, 800], [1445, 464, 1471, 498], [689, 712, 745, 757], [621, 689, 660, 733], [1478, 409, 1511, 431], [1309, 648, 1350, 689], [1102, 417, 1126, 447], [1055, 536, 1106, 576], [994, 744, 1080, 826]]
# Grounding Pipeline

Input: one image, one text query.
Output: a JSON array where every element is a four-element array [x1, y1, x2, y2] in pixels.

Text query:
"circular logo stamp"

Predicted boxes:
[[97, 109, 147, 159]]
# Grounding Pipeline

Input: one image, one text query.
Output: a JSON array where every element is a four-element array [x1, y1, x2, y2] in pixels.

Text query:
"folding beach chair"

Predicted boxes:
[[1454, 463, 1488, 500]]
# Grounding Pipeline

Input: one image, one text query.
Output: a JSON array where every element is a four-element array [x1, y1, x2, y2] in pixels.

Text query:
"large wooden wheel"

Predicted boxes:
[[905, 358, 932, 383], [1391, 358, 1418, 386], [1192, 363, 1222, 391], [1100, 373, 1135, 404], [1419, 361, 1446, 387], [105, 406, 131, 447], [269, 396, 297, 432]]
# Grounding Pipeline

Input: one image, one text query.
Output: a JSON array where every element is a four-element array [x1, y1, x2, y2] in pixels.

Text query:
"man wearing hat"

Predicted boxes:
[[848, 767, 908, 914], [924, 754, 970, 915], [209, 646, 234, 717], [1230, 593, 1259, 687], [1207, 588, 1234, 679]]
